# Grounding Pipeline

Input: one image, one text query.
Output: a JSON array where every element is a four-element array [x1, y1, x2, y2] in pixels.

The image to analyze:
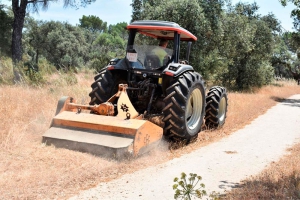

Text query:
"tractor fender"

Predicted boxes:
[[106, 58, 129, 71], [162, 63, 194, 77]]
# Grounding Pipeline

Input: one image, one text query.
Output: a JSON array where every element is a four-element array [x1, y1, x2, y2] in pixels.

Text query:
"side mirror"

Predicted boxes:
[[186, 41, 192, 64]]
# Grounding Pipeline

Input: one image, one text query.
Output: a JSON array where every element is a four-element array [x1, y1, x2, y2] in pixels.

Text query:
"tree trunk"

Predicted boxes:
[[286, 65, 300, 85], [236, 55, 248, 90], [11, 0, 28, 82], [12, 0, 27, 62]]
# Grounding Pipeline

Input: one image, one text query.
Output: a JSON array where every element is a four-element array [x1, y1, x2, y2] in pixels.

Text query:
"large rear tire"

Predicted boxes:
[[89, 70, 126, 105], [162, 71, 205, 142], [204, 86, 228, 129]]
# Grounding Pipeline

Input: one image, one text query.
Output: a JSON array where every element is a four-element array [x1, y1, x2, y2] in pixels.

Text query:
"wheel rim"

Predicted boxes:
[[217, 96, 226, 122], [186, 88, 203, 130]]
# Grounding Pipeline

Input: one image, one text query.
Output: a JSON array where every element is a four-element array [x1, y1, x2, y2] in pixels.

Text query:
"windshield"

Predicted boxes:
[[126, 45, 173, 70]]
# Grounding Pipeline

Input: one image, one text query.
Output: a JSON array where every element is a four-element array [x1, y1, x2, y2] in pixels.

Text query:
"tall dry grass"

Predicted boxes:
[[0, 75, 300, 199], [0, 57, 14, 84], [222, 143, 300, 199]]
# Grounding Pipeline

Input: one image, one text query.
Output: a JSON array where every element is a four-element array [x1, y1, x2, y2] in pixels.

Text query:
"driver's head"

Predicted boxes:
[[159, 39, 168, 48]]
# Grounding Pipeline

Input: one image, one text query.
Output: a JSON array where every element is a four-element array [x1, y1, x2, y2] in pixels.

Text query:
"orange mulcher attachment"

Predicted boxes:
[[42, 84, 163, 158]]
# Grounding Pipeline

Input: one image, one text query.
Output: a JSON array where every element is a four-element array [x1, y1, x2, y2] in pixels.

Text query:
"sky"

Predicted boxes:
[[2, 0, 297, 31]]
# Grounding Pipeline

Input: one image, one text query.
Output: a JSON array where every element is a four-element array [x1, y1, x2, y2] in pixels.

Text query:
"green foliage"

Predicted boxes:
[[234, 1, 260, 19], [271, 35, 293, 77], [173, 172, 207, 200], [108, 22, 128, 40], [7, 0, 292, 91], [11, 0, 97, 63], [280, 0, 300, 30], [24, 20, 90, 69], [0, 57, 44, 86], [141, 0, 211, 76], [135, 0, 279, 90], [208, 2, 279, 90], [79, 15, 107, 33], [0, 5, 13, 57], [23, 61, 45, 85], [22, 16, 128, 73], [131, 0, 143, 22], [88, 25, 126, 71]]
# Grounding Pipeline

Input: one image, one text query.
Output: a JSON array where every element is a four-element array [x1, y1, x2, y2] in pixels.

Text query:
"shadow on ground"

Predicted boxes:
[[219, 180, 242, 190], [271, 96, 300, 108]]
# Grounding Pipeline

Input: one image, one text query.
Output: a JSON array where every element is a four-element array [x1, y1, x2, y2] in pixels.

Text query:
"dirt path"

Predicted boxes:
[[70, 94, 300, 200]]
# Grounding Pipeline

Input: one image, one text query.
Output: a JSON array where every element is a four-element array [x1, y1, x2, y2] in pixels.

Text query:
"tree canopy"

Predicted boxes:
[[131, 0, 282, 90], [0, 4, 13, 57], [11, 0, 96, 63], [79, 15, 107, 33], [1, 0, 298, 89]]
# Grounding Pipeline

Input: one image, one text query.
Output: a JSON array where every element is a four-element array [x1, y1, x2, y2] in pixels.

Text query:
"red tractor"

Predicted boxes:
[[89, 20, 228, 142]]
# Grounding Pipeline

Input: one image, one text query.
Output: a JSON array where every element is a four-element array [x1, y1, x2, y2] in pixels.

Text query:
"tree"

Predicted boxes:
[[219, 2, 277, 90], [131, 0, 157, 22], [23, 17, 45, 65], [0, 4, 13, 56], [79, 15, 107, 33], [11, 0, 95, 63], [108, 22, 128, 40], [140, 0, 215, 77], [280, 0, 300, 29], [129, 1, 287, 90], [41, 21, 89, 69], [22, 16, 127, 72], [131, 0, 143, 22], [23, 19, 91, 69], [89, 27, 126, 71]]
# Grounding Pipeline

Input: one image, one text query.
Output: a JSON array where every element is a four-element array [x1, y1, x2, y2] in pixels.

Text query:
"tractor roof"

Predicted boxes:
[[127, 20, 197, 41]]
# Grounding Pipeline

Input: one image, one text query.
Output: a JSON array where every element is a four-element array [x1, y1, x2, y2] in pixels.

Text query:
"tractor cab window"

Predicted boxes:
[[126, 44, 173, 70]]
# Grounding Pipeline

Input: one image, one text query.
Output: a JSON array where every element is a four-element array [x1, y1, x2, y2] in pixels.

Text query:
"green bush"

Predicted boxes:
[[216, 60, 274, 91]]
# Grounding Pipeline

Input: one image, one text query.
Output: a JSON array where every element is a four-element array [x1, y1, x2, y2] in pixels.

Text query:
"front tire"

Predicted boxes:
[[163, 71, 205, 142], [204, 86, 228, 129], [89, 70, 126, 105]]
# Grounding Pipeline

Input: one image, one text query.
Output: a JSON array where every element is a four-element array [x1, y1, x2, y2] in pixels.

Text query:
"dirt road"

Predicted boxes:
[[70, 94, 300, 200]]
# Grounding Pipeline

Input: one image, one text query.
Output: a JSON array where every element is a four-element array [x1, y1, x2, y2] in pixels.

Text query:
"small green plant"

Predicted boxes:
[[23, 61, 46, 86], [173, 172, 207, 200]]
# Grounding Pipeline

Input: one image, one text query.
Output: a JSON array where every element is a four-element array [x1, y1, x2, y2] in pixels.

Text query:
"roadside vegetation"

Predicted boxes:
[[1, 0, 300, 199]]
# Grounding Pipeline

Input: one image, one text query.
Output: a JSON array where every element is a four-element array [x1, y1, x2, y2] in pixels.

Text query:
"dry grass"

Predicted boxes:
[[1, 75, 300, 199], [221, 144, 300, 200]]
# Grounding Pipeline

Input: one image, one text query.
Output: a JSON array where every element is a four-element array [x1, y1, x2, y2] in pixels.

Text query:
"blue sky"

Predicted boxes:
[[2, 0, 297, 31]]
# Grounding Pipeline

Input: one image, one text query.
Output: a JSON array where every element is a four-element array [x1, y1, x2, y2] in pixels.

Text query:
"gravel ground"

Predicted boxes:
[[70, 94, 300, 200]]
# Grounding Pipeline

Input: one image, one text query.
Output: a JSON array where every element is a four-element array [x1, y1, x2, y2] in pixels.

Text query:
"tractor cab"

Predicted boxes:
[[125, 20, 197, 71]]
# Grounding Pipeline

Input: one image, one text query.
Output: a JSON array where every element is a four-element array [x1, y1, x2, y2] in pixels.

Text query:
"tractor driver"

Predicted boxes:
[[151, 39, 169, 66]]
